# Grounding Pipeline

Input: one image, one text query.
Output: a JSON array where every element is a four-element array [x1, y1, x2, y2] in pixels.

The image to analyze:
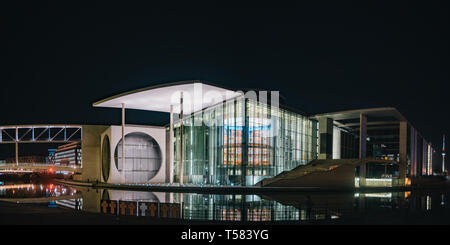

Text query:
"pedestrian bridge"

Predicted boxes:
[[0, 125, 82, 144], [0, 163, 82, 174], [0, 124, 82, 165]]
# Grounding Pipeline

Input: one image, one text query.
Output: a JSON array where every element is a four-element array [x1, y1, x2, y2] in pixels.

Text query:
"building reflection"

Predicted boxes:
[[1, 180, 448, 222], [354, 191, 449, 216], [179, 194, 300, 221], [0, 182, 82, 210], [405, 191, 449, 212], [0, 182, 78, 199]]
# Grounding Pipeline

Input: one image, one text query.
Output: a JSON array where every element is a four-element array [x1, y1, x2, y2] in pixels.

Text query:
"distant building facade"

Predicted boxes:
[[51, 142, 82, 166], [314, 108, 435, 185]]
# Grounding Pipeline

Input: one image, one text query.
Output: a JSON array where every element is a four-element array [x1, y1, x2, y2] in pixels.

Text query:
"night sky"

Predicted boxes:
[[1, 2, 449, 159]]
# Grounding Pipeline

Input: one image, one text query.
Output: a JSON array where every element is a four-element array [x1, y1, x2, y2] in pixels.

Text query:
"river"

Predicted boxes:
[[1, 177, 450, 224]]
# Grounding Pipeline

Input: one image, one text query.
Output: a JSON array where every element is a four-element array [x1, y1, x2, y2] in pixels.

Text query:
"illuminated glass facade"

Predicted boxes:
[[173, 97, 318, 186]]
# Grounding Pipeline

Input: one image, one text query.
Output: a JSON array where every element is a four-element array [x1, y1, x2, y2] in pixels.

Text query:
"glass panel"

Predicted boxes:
[[173, 98, 318, 186]]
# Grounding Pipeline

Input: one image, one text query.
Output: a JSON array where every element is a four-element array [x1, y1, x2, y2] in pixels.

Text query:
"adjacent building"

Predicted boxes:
[[51, 142, 82, 166], [313, 108, 435, 186]]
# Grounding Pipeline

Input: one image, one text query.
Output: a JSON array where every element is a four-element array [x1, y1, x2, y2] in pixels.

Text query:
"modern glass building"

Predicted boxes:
[[93, 81, 319, 186], [172, 97, 318, 186], [93, 80, 437, 187]]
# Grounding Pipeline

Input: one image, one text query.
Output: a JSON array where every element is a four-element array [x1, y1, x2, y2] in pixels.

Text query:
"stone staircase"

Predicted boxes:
[[256, 159, 364, 187]]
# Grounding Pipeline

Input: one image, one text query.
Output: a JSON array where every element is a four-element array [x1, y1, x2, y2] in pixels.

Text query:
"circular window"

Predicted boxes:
[[101, 135, 111, 182], [114, 132, 162, 183]]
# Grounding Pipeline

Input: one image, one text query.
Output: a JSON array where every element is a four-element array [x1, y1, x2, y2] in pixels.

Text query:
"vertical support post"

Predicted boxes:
[[416, 135, 423, 176], [359, 113, 367, 187], [318, 117, 333, 160], [0, 128, 2, 142], [359, 114, 367, 160], [121, 103, 125, 171], [64, 126, 67, 141], [15, 126, 18, 166], [179, 92, 184, 185], [15, 142, 18, 166], [169, 104, 174, 184], [241, 98, 249, 186], [32, 127, 34, 141], [410, 127, 417, 177], [422, 140, 427, 175], [399, 121, 408, 183], [442, 134, 446, 174], [427, 144, 432, 175]]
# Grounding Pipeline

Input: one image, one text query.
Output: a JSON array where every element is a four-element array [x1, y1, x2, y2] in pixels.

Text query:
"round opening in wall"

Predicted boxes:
[[101, 135, 111, 182], [114, 132, 162, 183]]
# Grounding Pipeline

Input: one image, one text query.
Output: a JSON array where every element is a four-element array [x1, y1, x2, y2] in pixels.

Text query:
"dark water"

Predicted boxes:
[[1, 178, 450, 223]]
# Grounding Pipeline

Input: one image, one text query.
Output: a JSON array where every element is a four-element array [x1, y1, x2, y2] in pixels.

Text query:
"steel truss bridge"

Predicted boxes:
[[0, 125, 82, 144], [0, 125, 82, 166]]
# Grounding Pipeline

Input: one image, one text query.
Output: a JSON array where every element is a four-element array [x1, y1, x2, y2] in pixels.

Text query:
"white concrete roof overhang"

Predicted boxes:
[[312, 107, 407, 122], [93, 80, 243, 115], [313, 107, 436, 145]]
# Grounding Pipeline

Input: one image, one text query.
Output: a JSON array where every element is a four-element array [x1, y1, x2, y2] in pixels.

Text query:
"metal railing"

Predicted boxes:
[[0, 162, 82, 173]]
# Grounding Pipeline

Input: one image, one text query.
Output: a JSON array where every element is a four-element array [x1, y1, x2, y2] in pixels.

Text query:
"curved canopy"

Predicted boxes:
[[93, 80, 242, 115]]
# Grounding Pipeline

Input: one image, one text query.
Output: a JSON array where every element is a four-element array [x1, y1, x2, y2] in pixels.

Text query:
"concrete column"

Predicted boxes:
[[422, 140, 427, 175], [359, 114, 367, 160], [15, 142, 18, 165], [169, 104, 174, 184], [332, 127, 341, 159], [179, 92, 184, 185], [121, 103, 125, 171], [417, 135, 423, 176], [427, 144, 432, 175], [410, 126, 417, 177], [318, 117, 333, 160], [399, 121, 408, 182], [359, 114, 367, 187]]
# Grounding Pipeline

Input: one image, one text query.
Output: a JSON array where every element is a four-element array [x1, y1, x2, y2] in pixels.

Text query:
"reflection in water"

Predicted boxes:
[[94, 189, 450, 222], [0, 181, 82, 210], [178, 194, 300, 221], [1, 179, 449, 223], [0, 182, 78, 199], [108, 189, 160, 202]]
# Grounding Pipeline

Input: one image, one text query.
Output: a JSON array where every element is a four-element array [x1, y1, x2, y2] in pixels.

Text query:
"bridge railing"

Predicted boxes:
[[0, 162, 81, 169], [0, 125, 82, 144]]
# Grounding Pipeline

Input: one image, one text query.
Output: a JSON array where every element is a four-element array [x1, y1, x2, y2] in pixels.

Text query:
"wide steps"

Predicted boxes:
[[257, 159, 363, 187]]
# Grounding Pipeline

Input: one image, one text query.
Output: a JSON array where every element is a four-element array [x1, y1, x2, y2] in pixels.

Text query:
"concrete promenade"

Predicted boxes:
[[54, 179, 442, 194]]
